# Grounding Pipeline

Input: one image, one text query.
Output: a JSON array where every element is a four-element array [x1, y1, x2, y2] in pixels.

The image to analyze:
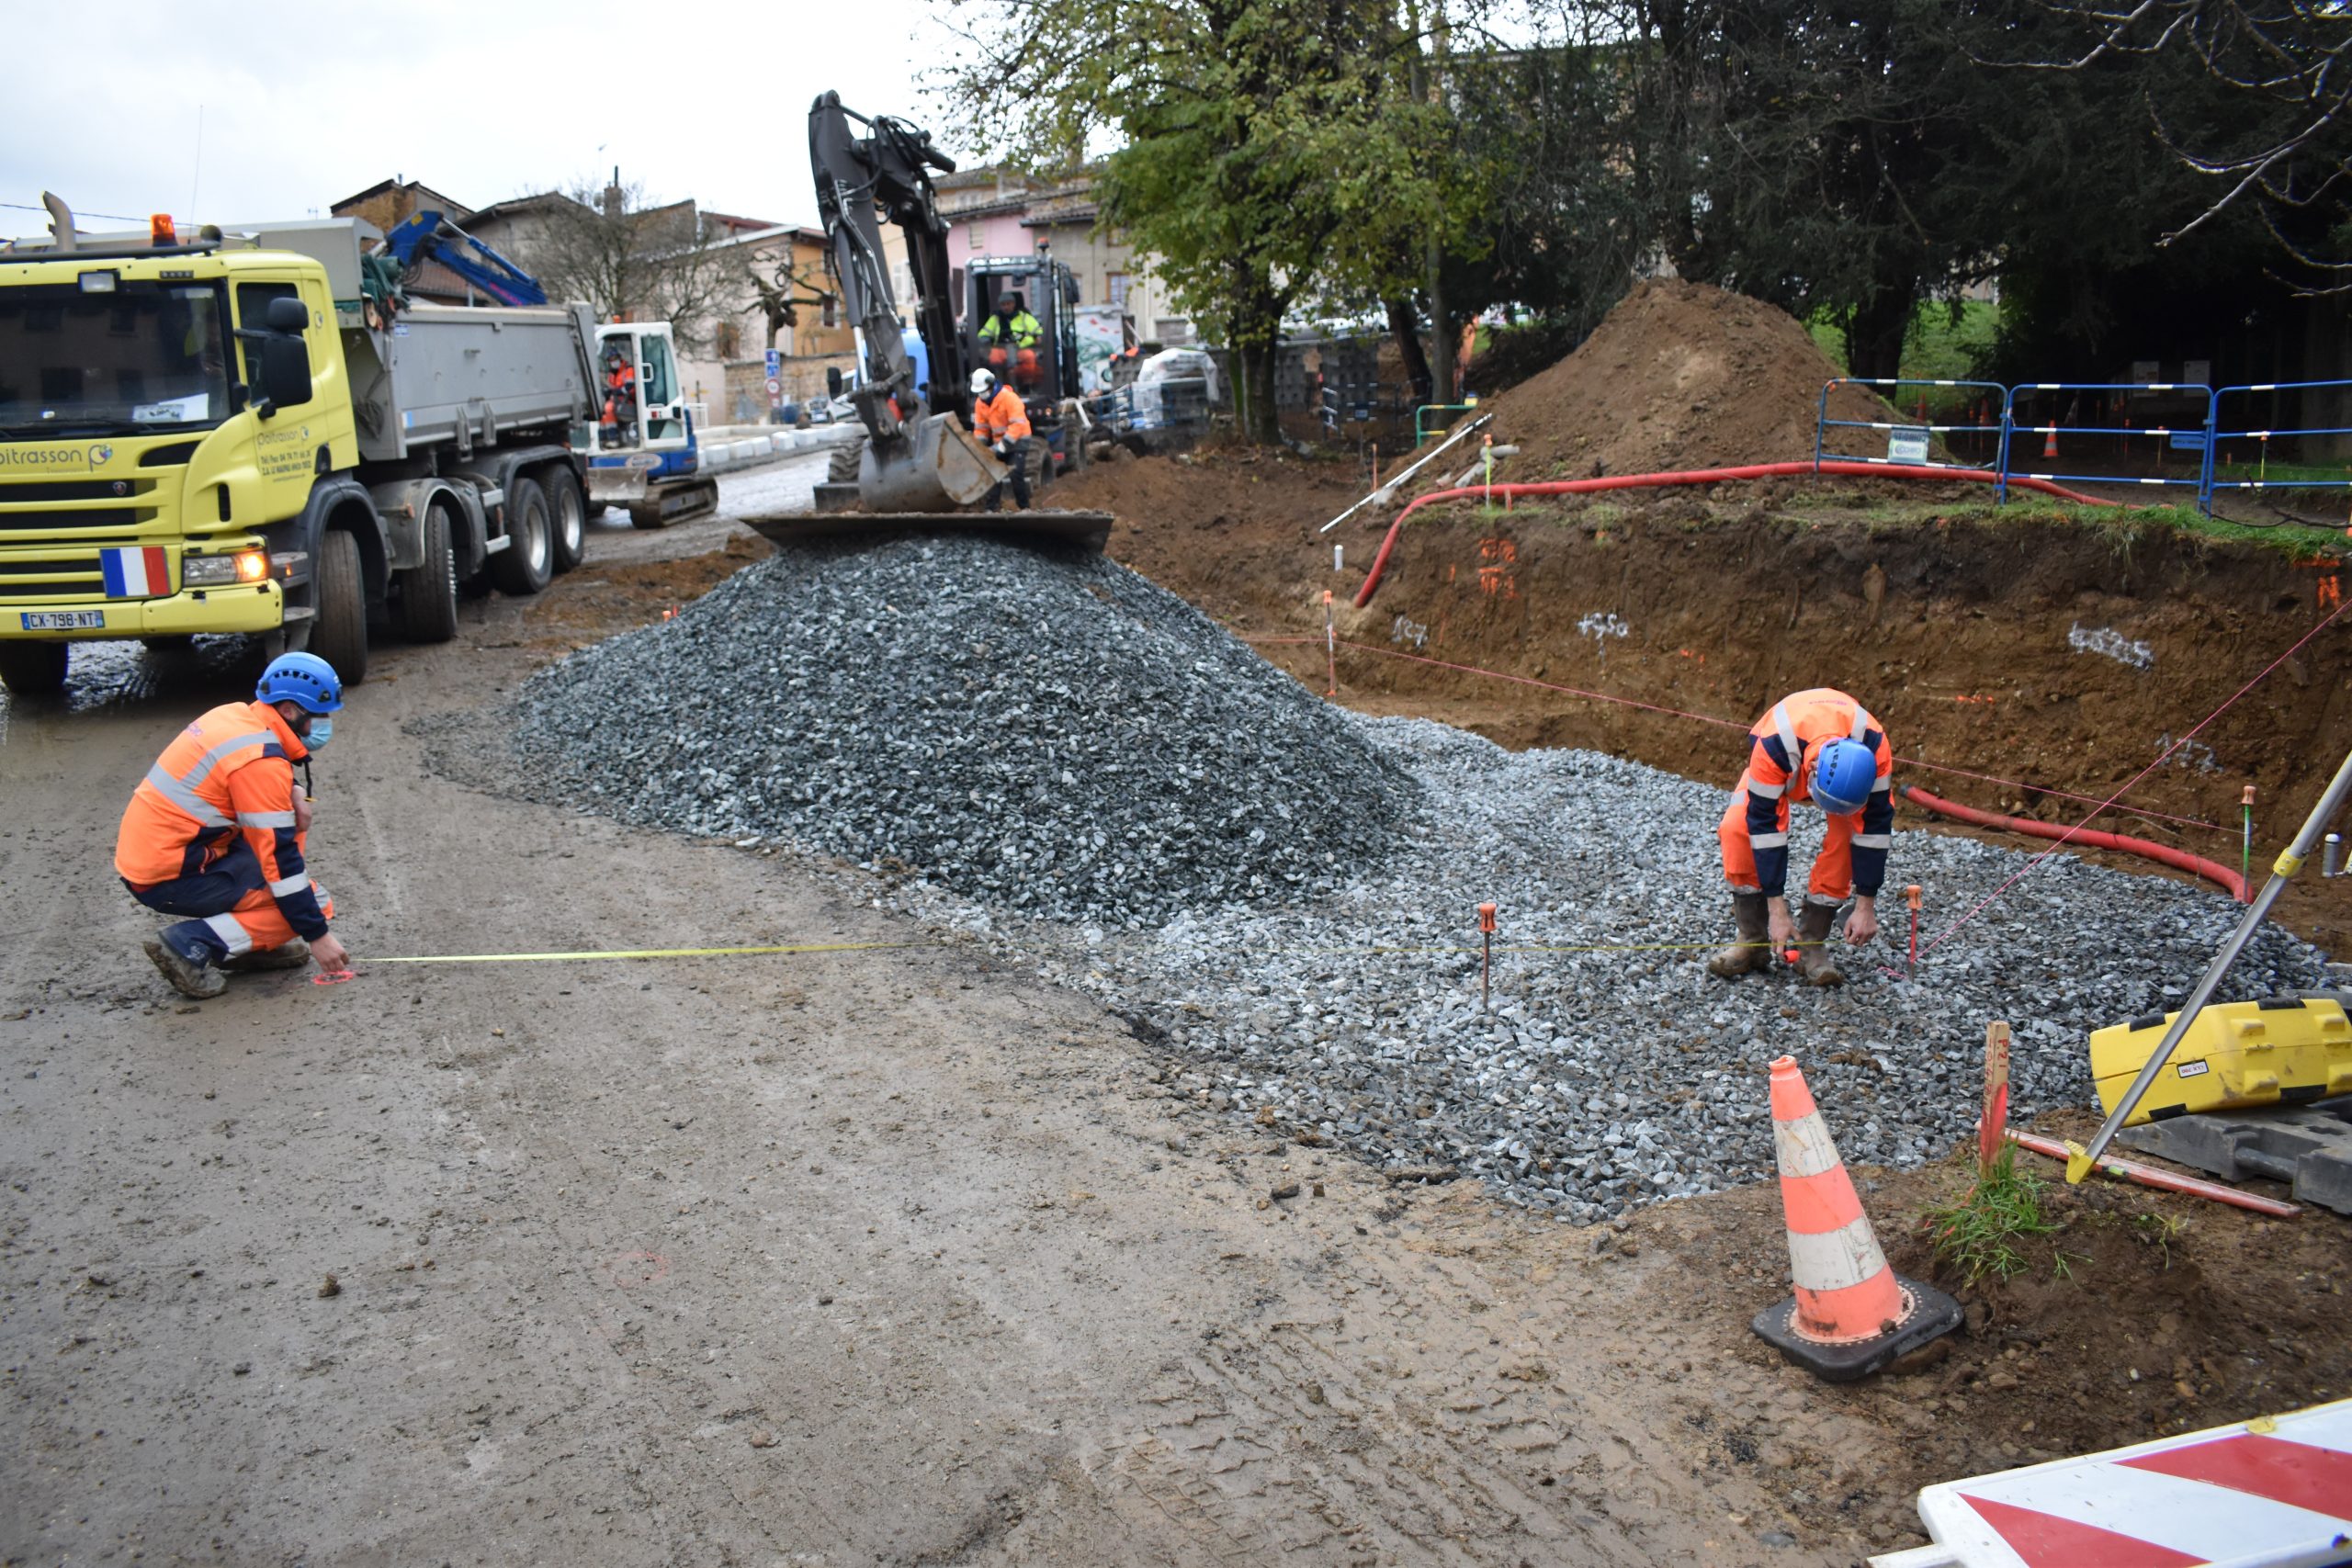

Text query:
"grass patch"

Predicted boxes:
[[1924, 1149, 2065, 1285]]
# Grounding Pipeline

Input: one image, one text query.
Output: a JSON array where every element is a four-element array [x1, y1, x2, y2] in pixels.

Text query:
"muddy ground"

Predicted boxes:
[[6, 454, 2351, 1567]]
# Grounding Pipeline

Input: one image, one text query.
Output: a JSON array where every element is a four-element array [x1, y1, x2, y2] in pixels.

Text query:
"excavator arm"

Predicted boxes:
[[808, 91, 968, 441]]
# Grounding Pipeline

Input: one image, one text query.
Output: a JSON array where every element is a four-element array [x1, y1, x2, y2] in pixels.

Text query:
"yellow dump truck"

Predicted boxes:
[[0, 209, 600, 694]]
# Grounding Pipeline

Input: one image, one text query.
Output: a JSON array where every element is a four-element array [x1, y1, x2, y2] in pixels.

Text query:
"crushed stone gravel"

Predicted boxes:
[[503, 534, 2330, 1222]]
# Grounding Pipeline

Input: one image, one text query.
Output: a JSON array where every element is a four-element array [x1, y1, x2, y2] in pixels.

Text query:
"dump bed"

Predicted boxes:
[[341, 302, 600, 463]]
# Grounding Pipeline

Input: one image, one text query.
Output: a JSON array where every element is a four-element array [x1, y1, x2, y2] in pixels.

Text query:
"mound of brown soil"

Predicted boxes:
[[1480, 280, 1898, 479]]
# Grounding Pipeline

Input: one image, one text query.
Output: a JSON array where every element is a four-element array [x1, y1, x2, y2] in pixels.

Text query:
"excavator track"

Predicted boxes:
[[627, 478, 721, 531]]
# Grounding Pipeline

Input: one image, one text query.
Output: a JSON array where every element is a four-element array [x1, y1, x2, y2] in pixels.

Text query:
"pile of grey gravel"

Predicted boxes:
[[507, 532, 2329, 1224], [922, 716, 2329, 1223], [509, 534, 1413, 925]]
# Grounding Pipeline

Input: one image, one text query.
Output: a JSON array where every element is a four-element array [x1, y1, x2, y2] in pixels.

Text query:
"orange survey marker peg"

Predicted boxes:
[[1904, 885, 1922, 976], [1751, 1056, 1962, 1382], [1477, 901, 1498, 1010], [1322, 590, 1338, 696], [1978, 1021, 2012, 1177]]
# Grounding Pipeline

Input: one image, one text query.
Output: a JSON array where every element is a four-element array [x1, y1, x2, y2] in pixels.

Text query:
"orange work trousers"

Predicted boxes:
[[1718, 786, 1858, 903]]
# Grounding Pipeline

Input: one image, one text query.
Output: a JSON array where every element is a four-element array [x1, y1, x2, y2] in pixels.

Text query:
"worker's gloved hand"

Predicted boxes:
[[311, 931, 350, 975], [1767, 898, 1796, 952], [993, 441, 1011, 457], [1843, 897, 1878, 946]]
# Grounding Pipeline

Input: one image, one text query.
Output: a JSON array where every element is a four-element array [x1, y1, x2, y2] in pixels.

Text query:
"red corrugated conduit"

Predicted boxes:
[[1351, 461, 2113, 608], [1903, 785, 2249, 901]]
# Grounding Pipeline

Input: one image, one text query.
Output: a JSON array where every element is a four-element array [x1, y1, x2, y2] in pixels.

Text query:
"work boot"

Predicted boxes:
[[220, 938, 310, 974], [1706, 890, 1775, 979], [1795, 900, 1846, 987], [143, 933, 226, 999]]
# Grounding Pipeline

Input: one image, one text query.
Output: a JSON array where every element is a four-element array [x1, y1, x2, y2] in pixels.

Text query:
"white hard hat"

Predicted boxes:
[[969, 367, 995, 396]]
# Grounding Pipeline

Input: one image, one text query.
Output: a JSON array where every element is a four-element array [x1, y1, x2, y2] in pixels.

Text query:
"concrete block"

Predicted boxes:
[[2119, 1096, 2352, 1213]]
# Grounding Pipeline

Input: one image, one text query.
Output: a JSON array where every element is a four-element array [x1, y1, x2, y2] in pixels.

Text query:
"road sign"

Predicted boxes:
[[763, 348, 781, 378], [766, 378, 782, 397], [1871, 1397, 2352, 1568]]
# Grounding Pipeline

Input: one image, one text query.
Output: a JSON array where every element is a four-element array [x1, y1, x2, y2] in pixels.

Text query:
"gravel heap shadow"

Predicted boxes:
[[511, 535, 1414, 924]]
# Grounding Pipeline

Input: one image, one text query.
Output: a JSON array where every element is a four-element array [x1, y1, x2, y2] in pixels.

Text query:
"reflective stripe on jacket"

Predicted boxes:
[[1736, 687, 1895, 897], [115, 701, 329, 940], [973, 386, 1033, 444]]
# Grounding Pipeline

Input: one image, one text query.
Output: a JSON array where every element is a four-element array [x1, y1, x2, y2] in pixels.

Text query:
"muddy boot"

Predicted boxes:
[[1706, 890, 1775, 979], [143, 932, 227, 999], [1795, 900, 1845, 987], [220, 938, 310, 974]]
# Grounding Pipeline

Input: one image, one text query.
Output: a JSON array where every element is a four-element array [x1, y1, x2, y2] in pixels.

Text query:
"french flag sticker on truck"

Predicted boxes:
[[100, 547, 169, 598]]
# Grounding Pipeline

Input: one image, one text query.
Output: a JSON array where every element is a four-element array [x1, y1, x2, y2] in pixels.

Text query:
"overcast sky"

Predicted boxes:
[[5, 0, 976, 241]]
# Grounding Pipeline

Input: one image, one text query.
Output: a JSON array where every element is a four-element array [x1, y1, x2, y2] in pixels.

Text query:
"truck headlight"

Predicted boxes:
[[184, 549, 269, 586]]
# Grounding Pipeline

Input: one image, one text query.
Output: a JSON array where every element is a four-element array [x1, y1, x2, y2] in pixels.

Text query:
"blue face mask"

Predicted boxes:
[[305, 716, 333, 751]]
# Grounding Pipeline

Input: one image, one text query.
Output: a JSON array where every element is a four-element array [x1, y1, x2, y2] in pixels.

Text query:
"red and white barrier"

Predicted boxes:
[[1871, 1397, 2352, 1568]]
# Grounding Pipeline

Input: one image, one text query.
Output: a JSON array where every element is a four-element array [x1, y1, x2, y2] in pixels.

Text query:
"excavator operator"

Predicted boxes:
[[970, 367, 1033, 512], [978, 292, 1043, 390], [601, 344, 639, 448]]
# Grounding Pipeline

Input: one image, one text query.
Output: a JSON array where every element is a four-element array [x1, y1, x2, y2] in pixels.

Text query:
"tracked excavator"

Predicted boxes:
[[750, 92, 1108, 554]]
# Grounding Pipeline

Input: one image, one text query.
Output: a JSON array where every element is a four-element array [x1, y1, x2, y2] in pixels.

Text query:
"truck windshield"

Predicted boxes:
[[0, 281, 231, 436]]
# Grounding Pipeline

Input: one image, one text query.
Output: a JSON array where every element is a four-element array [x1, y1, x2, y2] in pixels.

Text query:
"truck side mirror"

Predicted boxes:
[[826, 366, 844, 398], [257, 335, 312, 417], [1063, 273, 1080, 305]]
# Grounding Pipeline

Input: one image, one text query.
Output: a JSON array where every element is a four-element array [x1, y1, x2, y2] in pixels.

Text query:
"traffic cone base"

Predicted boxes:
[[1751, 1055, 1962, 1382]]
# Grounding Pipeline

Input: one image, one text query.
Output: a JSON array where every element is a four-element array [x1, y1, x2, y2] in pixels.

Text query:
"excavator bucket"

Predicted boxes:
[[860, 412, 1001, 512]]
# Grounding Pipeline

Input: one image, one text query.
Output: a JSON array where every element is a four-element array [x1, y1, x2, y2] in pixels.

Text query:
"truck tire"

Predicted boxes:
[[543, 465, 587, 574], [490, 479, 554, 596], [0, 641, 68, 696], [395, 497, 460, 643], [310, 528, 369, 684]]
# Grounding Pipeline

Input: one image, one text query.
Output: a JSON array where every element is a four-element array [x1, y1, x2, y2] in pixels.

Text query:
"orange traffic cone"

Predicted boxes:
[[2041, 423, 2059, 460], [1750, 1055, 1961, 1382]]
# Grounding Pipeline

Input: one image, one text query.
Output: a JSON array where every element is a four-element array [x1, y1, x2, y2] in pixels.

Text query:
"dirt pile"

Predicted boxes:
[[1479, 280, 1897, 479]]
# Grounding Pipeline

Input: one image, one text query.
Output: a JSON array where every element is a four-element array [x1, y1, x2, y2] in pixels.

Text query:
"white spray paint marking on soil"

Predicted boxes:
[[2069, 622, 2154, 670], [1391, 615, 1429, 649]]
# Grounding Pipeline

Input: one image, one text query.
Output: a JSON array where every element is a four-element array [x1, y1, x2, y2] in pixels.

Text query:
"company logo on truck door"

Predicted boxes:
[[254, 425, 314, 482], [0, 444, 112, 471]]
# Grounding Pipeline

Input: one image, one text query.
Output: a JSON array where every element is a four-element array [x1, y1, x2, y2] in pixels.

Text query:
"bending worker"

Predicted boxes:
[[978, 292, 1042, 389], [1707, 687, 1893, 987], [970, 367, 1033, 512], [115, 653, 350, 998]]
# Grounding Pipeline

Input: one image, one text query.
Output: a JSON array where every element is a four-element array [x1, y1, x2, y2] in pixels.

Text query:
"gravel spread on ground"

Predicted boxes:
[[507, 535, 2328, 1223]]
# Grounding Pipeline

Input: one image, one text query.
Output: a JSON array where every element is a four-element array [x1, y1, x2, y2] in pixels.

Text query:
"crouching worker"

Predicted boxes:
[[116, 653, 350, 998], [1707, 687, 1893, 987]]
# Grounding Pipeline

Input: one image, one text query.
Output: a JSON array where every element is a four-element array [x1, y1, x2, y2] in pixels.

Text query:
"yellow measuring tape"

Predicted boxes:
[[368, 941, 932, 964], [360, 938, 1758, 965]]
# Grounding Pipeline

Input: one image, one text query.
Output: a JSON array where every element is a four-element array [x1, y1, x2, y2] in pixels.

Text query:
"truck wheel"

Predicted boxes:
[[311, 528, 370, 684], [396, 497, 460, 643], [543, 466, 588, 574], [0, 641, 69, 696], [490, 479, 554, 596]]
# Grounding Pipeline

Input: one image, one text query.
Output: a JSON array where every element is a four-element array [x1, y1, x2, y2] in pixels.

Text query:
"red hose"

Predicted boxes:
[[1903, 785, 2249, 901], [1351, 460, 2113, 608]]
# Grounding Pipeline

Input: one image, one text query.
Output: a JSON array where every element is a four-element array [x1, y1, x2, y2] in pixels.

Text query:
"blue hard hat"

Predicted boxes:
[[1812, 739, 1876, 815], [256, 651, 344, 714]]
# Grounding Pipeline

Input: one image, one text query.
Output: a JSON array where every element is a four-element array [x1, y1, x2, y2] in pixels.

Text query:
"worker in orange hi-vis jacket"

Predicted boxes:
[[115, 653, 350, 998], [1707, 687, 1894, 988], [969, 367, 1034, 513]]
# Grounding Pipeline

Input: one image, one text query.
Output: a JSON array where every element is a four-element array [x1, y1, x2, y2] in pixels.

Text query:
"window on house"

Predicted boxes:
[[822, 293, 838, 328], [1106, 271, 1131, 310], [716, 321, 741, 359], [967, 222, 982, 251]]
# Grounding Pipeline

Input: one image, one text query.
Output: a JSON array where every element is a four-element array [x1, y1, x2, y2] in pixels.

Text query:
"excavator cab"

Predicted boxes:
[[583, 321, 719, 529], [964, 258, 1085, 479]]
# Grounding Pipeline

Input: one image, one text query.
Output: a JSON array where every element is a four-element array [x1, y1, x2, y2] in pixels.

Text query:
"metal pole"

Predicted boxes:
[[1319, 413, 1492, 533], [2070, 744, 2352, 1181]]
